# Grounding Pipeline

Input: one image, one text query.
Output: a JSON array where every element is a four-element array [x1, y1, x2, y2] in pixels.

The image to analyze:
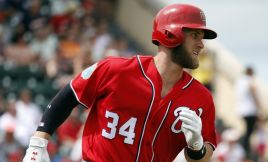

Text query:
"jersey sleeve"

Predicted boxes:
[[201, 95, 217, 150], [70, 59, 111, 108]]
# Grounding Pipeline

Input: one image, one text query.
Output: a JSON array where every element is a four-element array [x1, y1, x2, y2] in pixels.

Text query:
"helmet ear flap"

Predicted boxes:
[[164, 27, 185, 47], [152, 27, 184, 48], [164, 30, 174, 39]]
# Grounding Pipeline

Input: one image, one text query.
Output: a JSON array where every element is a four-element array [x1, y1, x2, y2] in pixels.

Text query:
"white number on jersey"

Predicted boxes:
[[101, 110, 137, 144], [119, 117, 137, 144], [102, 111, 119, 139]]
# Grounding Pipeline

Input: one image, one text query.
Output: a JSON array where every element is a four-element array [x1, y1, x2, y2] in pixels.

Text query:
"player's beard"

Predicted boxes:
[[171, 45, 199, 69]]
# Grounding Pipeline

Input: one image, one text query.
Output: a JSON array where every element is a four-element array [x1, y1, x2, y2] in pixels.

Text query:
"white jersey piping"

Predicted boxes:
[[182, 77, 194, 90], [135, 55, 156, 162], [151, 100, 172, 162]]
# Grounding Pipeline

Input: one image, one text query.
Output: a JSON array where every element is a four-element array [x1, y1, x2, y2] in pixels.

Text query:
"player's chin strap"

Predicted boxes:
[[179, 109, 206, 160]]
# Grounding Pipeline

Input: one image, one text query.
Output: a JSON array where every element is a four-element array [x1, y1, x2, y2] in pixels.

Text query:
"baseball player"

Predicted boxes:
[[23, 4, 217, 162]]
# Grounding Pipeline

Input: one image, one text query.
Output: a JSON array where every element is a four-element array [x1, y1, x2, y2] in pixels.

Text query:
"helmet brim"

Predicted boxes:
[[203, 28, 217, 39], [183, 26, 217, 39]]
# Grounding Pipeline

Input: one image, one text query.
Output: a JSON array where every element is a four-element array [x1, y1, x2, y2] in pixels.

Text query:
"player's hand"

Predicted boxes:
[[179, 109, 203, 150], [23, 136, 50, 162]]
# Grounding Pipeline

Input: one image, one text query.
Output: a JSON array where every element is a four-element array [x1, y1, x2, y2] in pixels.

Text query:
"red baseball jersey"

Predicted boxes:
[[71, 55, 217, 162]]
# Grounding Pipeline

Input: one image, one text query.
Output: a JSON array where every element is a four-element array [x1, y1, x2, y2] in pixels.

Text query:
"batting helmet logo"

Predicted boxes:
[[200, 11, 206, 22]]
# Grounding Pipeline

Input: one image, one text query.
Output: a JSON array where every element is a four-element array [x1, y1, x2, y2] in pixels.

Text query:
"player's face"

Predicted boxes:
[[171, 29, 204, 69]]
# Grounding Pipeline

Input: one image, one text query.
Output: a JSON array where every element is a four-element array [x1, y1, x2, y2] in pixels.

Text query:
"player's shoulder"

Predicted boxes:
[[186, 73, 213, 98], [101, 55, 136, 69], [136, 55, 154, 60], [104, 55, 136, 63], [102, 55, 153, 68], [195, 81, 213, 98], [104, 54, 152, 62], [136, 55, 154, 65]]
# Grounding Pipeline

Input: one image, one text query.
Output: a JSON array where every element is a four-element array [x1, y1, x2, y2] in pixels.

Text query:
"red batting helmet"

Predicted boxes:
[[152, 4, 217, 48]]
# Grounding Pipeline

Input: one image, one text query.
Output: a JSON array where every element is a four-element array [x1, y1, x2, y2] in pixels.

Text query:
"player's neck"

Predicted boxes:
[[154, 52, 183, 98], [154, 52, 183, 83]]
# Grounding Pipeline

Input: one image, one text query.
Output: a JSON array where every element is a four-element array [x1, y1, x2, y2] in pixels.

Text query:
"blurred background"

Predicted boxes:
[[0, 0, 267, 162]]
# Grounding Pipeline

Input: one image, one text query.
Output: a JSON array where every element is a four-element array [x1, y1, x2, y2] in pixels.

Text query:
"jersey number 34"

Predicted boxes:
[[102, 110, 137, 144]]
